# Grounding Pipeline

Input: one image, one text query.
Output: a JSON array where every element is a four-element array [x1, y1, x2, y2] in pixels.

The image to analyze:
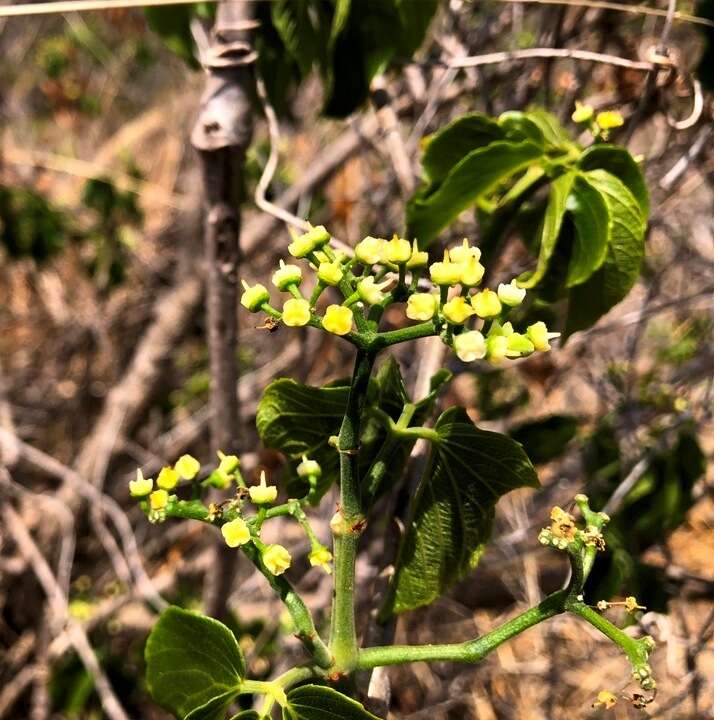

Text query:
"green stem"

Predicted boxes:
[[358, 590, 567, 668], [329, 349, 376, 671], [374, 321, 439, 348]]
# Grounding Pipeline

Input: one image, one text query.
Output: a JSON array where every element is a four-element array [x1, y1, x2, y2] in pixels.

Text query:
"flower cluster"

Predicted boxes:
[[241, 227, 560, 364], [537, 495, 609, 553], [130, 452, 331, 576], [572, 101, 625, 139]]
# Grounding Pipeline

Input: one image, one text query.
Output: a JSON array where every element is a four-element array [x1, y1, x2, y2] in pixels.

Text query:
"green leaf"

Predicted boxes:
[[385, 407, 539, 615], [498, 111, 547, 146], [229, 712, 260, 720], [145, 607, 245, 720], [394, 0, 438, 56], [519, 172, 576, 288], [522, 108, 572, 148], [564, 170, 646, 336], [421, 113, 504, 185], [284, 685, 381, 720], [407, 141, 543, 244], [566, 174, 610, 287], [578, 145, 649, 217], [271, 0, 320, 76]]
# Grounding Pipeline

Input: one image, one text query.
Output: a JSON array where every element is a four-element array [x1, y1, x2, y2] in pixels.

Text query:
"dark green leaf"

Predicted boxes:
[[564, 170, 646, 336], [284, 685, 381, 720], [145, 607, 244, 720], [519, 171, 576, 288], [407, 141, 543, 244], [385, 407, 539, 615], [420, 113, 504, 185], [509, 415, 579, 464], [271, 0, 320, 76], [394, 0, 438, 56], [498, 111, 546, 146], [566, 175, 610, 287], [578, 145, 649, 217]]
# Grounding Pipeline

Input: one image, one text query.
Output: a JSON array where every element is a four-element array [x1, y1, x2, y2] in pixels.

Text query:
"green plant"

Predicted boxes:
[[135, 208, 657, 716]]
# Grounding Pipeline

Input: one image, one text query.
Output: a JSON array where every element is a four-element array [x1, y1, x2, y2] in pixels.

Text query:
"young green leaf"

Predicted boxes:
[[384, 407, 539, 616], [145, 607, 245, 720], [407, 141, 543, 243], [564, 170, 646, 336], [565, 175, 610, 287], [420, 113, 504, 185], [284, 685, 382, 720], [499, 110, 547, 146], [519, 172, 576, 288], [578, 145, 649, 217]]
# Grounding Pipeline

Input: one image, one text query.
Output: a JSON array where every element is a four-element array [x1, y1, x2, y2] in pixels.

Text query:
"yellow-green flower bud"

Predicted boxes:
[[288, 225, 330, 258], [354, 236, 385, 265], [486, 334, 508, 363], [497, 279, 526, 306], [262, 544, 292, 575], [175, 454, 200, 480], [221, 518, 251, 548], [505, 332, 535, 357], [308, 546, 333, 574], [282, 298, 311, 327], [449, 238, 481, 264], [129, 469, 153, 497], [297, 455, 321, 478], [156, 466, 179, 490], [322, 305, 353, 336], [471, 289, 502, 318], [217, 451, 240, 475], [429, 251, 462, 286], [271, 259, 302, 291], [453, 330, 486, 362], [249, 470, 278, 505], [459, 256, 485, 287], [571, 101, 594, 124], [406, 239, 429, 268], [596, 110, 624, 130], [149, 488, 169, 511], [526, 321, 560, 351], [442, 296, 474, 325], [317, 261, 343, 286], [406, 293, 438, 321], [357, 276, 390, 305], [240, 280, 270, 312], [383, 234, 411, 264]]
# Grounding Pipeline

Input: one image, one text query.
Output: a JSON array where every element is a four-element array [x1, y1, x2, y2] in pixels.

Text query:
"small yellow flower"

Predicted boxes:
[[624, 596, 645, 613], [406, 293, 438, 321], [471, 289, 502, 318], [406, 239, 429, 268], [505, 332, 534, 358], [354, 236, 385, 265], [297, 455, 322, 478], [175, 454, 200, 480], [217, 451, 240, 475], [308, 546, 333, 574], [322, 305, 353, 336], [459, 256, 485, 287], [221, 518, 251, 548], [271, 259, 302, 291], [571, 100, 594, 124], [449, 238, 481, 264], [282, 298, 311, 327], [262, 544, 292, 575], [486, 334, 508, 363], [240, 280, 270, 312], [129, 469, 153, 497], [497, 279, 526, 307], [249, 470, 278, 505], [453, 330, 486, 362], [317, 261, 343, 286], [429, 250, 462, 286], [597, 600, 609, 611], [149, 489, 169, 511], [358, 276, 391, 306], [596, 110, 624, 130], [592, 690, 618, 710], [550, 506, 577, 542], [442, 296, 474, 325], [383, 234, 412, 264], [288, 225, 330, 258], [156, 466, 179, 490], [526, 321, 560, 351]]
